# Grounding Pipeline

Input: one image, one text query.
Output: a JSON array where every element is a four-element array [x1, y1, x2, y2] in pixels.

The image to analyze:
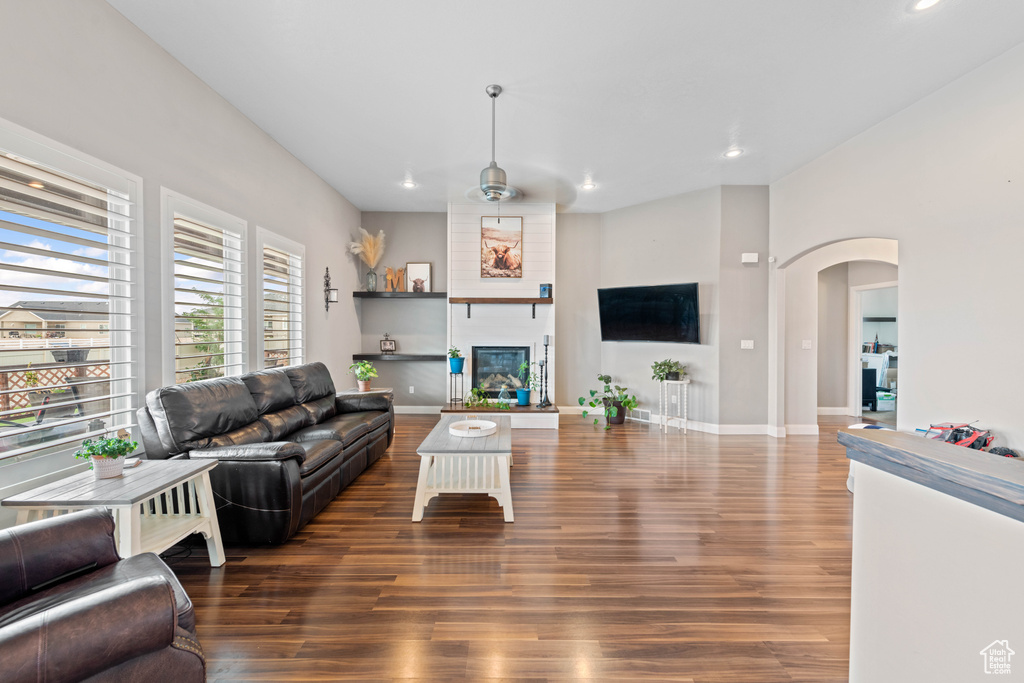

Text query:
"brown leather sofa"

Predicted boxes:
[[0, 509, 204, 683], [137, 362, 394, 544]]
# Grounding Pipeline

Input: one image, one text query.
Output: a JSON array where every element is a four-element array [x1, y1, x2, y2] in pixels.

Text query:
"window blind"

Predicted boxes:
[[172, 215, 245, 383], [0, 148, 137, 464], [262, 243, 303, 368]]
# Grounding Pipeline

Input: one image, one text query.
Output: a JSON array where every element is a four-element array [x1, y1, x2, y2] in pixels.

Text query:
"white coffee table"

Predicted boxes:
[[413, 414, 514, 522], [2, 459, 225, 566]]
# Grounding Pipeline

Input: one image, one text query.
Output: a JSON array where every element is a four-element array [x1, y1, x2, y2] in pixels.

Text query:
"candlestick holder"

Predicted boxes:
[[538, 338, 552, 408]]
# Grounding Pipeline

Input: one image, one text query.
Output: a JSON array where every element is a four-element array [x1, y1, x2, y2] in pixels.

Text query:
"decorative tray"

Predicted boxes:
[[449, 419, 497, 438]]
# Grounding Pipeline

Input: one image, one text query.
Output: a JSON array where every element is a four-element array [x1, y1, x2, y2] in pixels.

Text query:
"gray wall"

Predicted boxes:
[[717, 186, 770, 425], [554, 213, 602, 405], [358, 212, 447, 406], [817, 263, 849, 408]]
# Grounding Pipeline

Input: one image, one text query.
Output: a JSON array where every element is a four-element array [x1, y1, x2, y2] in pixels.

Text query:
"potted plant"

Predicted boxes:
[[516, 361, 539, 406], [448, 345, 465, 374], [578, 374, 639, 429], [651, 359, 687, 382], [348, 360, 378, 392], [74, 435, 138, 479], [465, 383, 510, 411]]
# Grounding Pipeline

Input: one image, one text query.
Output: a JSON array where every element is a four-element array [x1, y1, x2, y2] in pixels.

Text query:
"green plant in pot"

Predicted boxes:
[[348, 360, 378, 392], [651, 359, 687, 382], [516, 361, 539, 406], [448, 345, 465, 374], [465, 383, 510, 411], [74, 435, 138, 479], [578, 373, 639, 430]]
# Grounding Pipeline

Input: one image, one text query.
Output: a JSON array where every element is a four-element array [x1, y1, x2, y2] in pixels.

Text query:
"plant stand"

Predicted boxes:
[[659, 378, 691, 434], [449, 371, 464, 408]]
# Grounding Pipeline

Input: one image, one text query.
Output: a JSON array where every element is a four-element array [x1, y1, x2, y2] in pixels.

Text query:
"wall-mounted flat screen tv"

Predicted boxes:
[[597, 283, 700, 343]]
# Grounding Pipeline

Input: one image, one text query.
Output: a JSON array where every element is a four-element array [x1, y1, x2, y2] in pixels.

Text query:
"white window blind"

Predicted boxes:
[[172, 214, 245, 383], [0, 147, 137, 465], [261, 238, 304, 368]]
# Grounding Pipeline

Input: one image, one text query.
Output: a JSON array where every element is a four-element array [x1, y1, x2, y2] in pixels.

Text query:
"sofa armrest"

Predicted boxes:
[[0, 508, 120, 607], [189, 441, 305, 464], [335, 390, 393, 414], [0, 576, 178, 683]]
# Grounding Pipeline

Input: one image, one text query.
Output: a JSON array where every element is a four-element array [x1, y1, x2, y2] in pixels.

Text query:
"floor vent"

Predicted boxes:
[[629, 409, 652, 422]]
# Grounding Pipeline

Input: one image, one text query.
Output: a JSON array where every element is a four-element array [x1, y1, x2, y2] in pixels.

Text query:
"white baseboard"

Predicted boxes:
[[817, 407, 849, 416], [768, 425, 787, 438], [394, 405, 442, 414], [785, 424, 821, 436]]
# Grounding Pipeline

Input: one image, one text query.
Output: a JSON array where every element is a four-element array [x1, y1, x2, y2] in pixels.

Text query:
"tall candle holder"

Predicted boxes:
[[538, 336, 552, 408]]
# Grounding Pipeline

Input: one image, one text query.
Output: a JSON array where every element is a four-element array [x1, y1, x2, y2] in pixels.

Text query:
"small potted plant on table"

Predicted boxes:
[[448, 346, 465, 374], [578, 373, 639, 430], [349, 360, 378, 392], [516, 361, 539, 406], [651, 359, 687, 382], [74, 434, 138, 479]]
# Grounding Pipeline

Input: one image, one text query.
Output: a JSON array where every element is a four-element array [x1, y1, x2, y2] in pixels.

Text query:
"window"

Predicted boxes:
[[163, 191, 246, 384], [0, 127, 139, 468], [259, 229, 304, 369]]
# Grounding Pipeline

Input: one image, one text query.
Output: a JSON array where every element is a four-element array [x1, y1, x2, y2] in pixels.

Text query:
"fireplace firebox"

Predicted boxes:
[[471, 346, 530, 398]]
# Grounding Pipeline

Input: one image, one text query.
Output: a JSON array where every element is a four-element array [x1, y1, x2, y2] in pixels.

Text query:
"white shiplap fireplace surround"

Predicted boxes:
[[447, 203, 557, 428]]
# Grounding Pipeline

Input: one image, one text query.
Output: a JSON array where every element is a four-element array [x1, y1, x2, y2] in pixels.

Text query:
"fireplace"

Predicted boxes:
[[472, 346, 530, 398]]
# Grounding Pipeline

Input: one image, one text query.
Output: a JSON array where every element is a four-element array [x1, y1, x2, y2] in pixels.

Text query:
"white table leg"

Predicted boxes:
[[194, 472, 226, 567], [683, 382, 688, 434], [412, 455, 432, 522], [15, 509, 30, 525], [115, 505, 141, 559], [497, 455, 514, 523]]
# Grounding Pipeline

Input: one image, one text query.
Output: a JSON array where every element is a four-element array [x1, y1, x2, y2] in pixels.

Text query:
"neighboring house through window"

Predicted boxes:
[[259, 228, 304, 369]]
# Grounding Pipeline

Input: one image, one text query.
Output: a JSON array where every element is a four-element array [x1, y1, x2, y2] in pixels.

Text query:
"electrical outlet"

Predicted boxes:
[[409, 386, 414, 394], [671, 395, 678, 404], [802, 339, 813, 350], [741, 339, 754, 350]]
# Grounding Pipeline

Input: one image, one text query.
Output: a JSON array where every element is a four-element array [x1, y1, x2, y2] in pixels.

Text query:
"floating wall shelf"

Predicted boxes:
[[351, 354, 446, 362], [447, 297, 553, 319], [353, 291, 447, 299]]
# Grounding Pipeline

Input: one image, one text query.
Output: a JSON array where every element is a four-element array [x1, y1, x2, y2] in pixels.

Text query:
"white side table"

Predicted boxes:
[[658, 379, 691, 434]]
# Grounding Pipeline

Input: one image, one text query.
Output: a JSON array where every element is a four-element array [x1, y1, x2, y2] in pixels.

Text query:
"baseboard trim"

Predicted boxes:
[[785, 424, 821, 436], [817, 407, 849, 416], [394, 406, 442, 414], [767, 425, 787, 439]]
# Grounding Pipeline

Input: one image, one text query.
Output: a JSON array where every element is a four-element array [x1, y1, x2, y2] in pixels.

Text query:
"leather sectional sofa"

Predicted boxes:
[[0, 509, 205, 682], [137, 362, 393, 544]]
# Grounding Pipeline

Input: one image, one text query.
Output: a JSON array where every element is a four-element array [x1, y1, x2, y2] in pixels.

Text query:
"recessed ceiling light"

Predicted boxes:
[[723, 148, 744, 158], [580, 182, 596, 191], [912, 0, 941, 10], [401, 180, 417, 189], [28, 181, 44, 189]]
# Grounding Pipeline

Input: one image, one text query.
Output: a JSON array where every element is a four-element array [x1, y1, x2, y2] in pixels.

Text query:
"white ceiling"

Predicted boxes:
[[106, 0, 1024, 213]]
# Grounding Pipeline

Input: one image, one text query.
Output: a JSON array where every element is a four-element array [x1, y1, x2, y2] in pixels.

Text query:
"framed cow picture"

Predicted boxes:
[[481, 216, 523, 278], [406, 262, 432, 292]]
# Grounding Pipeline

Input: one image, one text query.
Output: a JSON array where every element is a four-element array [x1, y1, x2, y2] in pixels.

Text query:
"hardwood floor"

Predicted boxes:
[[170, 415, 857, 682]]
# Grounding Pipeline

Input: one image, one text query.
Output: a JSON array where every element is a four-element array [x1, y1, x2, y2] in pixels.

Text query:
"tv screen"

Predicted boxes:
[[597, 283, 700, 343]]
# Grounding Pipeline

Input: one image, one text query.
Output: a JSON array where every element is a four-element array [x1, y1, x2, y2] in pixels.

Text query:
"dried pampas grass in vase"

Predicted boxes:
[[348, 228, 386, 292]]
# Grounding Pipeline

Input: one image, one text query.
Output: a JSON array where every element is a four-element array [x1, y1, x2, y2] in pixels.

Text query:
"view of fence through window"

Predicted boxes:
[[172, 215, 244, 383], [0, 149, 135, 461]]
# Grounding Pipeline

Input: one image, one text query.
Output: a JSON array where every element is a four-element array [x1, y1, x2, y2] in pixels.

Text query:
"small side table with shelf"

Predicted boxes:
[[658, 378, 691, 434]]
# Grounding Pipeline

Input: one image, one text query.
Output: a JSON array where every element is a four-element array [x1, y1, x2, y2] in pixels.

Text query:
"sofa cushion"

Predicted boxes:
[[298, 396, 337, 423], [146, 377, 258, 454], [290, 413, 369, 447], [182, 420, 270, 451], [240, 369, 296, 415], [259, 405, 313, 441], [356, 410, 390, 432], [297, 440, 345, 477], [284, 362, 335, 403], [0, 552, 196, 633]]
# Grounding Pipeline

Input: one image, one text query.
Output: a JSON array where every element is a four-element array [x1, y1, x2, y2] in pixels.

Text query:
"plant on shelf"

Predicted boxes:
[[74, 434, 138, 479], [448, 345, 465, 374], [464, 383, 510, 411], [578, 373, 639, 430], [516, 361, 540, 406], [348, 228, 386, 292], [348, 360, 379, 392], [651, 359, 687, 382]]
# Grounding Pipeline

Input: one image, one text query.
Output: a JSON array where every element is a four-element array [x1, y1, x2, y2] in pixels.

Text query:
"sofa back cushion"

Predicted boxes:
[[284, 362, 335, 404], [146, 377, 258, 455], [298, 396, 337, 423], [240, 369, 296, 415]]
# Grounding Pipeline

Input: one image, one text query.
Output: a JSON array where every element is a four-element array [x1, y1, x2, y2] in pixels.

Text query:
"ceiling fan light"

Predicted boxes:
[[480, 160, 507, 201]]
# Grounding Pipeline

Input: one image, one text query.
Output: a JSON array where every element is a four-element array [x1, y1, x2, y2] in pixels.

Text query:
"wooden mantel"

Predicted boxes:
[[448, 297, 553, 319]]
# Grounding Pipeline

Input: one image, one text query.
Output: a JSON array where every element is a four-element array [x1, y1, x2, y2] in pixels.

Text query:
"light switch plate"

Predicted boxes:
[[741, 339, 754, 350], [802, 339, 813, 350], [741, 252, 759, 264]]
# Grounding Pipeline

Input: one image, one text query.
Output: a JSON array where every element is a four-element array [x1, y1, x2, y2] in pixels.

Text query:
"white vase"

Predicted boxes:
[[91, 456, 124, 479]]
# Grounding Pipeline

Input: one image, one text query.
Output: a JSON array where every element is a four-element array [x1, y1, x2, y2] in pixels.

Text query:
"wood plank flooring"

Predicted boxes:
[[169, 415, 859, 682]]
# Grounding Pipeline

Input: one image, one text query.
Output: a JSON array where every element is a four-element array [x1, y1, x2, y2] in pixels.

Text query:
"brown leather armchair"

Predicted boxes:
[[0, 509, 205, 682]]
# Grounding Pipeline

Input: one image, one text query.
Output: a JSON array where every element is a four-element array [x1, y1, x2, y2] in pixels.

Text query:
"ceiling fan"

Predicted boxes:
[[476, 84, 520, 202]]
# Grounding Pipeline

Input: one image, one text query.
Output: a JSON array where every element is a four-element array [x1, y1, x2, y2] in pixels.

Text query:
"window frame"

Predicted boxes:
[[160, 189, 248, 386], [257, 227, 305, 370], [0, 114, 144, 492]]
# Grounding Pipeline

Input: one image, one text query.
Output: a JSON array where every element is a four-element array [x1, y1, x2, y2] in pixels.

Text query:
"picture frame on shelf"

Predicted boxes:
[[380, 333, 396, 354], [481, 216, 523, 278], [406, 262, 432, 292]]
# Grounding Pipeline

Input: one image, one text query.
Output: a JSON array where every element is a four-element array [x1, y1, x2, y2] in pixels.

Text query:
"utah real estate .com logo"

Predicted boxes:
[[980, 640, 1014, 675]]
